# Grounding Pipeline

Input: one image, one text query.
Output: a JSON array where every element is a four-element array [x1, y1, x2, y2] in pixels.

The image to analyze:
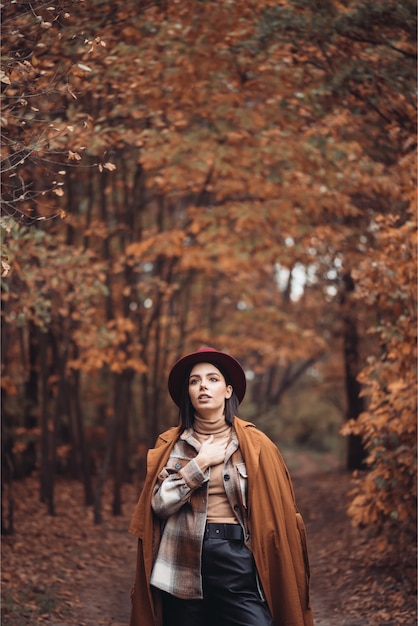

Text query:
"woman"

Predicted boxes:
[[129, 347, 314, 626]]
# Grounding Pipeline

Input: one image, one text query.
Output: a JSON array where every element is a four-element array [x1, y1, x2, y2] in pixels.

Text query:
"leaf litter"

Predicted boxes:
[[1, 469, 416, 625]]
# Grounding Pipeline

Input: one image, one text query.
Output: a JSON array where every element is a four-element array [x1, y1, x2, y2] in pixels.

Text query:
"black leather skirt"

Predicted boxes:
[[162, 523, 275, 626]]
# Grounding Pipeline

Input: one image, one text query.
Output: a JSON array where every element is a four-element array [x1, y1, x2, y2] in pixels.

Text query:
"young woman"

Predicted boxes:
[[129, 347, 314, 626]]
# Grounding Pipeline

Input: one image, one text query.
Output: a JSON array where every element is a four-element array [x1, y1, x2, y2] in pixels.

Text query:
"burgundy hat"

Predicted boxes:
[[168, 347, 247, 407]]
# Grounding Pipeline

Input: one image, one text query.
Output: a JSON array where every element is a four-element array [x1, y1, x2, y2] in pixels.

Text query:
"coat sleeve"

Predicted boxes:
[[260, 441, 314, 626], [235, 419, 314, 626], [129, 428, 181, 626]]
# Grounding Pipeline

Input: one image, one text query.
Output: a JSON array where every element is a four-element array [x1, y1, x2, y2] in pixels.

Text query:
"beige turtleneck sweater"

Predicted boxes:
[[193, 414, 238, 524]]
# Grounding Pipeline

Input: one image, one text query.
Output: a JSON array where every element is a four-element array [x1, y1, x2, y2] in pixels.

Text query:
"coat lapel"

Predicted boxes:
[[129, 426, 181, 538]]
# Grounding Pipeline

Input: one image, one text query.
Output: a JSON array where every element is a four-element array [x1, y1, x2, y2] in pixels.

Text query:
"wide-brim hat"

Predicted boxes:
[[168, 347, 247, 407]]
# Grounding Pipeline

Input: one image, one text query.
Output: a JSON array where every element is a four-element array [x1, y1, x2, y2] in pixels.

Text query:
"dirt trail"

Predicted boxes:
[[71, 469, 417, 626], [292, 470, 416, 626], [76, 523, 135, 626]]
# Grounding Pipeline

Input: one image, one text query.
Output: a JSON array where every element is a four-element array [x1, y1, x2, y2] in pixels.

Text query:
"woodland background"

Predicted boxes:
[[1, 0, 417, 623]]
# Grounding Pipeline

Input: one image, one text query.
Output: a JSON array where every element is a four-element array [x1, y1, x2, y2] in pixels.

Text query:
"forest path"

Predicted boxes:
[[1, 463, 416, 625]]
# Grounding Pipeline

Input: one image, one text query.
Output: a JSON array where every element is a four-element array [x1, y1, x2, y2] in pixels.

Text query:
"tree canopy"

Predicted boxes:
[[1, 0, 416, 544]]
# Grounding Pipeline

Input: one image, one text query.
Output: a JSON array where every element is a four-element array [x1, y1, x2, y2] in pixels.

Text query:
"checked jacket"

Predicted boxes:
[[150, 427, 248, 599]]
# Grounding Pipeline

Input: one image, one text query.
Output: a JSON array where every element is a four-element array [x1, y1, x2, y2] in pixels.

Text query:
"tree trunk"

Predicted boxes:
[[93, 414, 116, 524], [39, 330, 50, 504], [94, 371, 129, 523], [46, 332, 71, 516], [22, 321, 38, 475], [340, 273, 367, 470], [71, 367, 94, 506], [112, 372, 127, 515], [1, 316, 14, 533], [1, 452, 14, 535]]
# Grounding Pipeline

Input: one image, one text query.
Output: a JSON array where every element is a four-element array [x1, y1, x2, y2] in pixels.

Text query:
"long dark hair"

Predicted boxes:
[[178, 362, 240, 430]]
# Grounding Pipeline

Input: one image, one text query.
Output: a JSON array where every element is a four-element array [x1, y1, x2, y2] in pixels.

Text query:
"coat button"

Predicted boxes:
[[175, 463, 181, 470], [224, 474, 230, 481], [233, 504, 240, 511]]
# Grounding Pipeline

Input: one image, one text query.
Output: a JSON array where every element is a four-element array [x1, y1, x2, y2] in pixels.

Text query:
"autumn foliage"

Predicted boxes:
[[341, 214, 417, 544], [1, 0, 416, 557]]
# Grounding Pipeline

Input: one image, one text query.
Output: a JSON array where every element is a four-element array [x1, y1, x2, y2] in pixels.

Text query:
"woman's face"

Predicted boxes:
[[188, 362, 232, 416]]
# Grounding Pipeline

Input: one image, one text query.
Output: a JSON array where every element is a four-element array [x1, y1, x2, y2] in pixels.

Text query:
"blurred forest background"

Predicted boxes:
[[1, 0, 416, 605]]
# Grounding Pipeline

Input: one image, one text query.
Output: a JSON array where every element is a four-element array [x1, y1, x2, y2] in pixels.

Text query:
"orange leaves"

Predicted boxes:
[[2, 0, 416, 520], [387, 378, 408, 396], [1, 375, 18, 395], [347, 456, 417, 532], [69, 317, 146, 375], [2, 221, 110, 369], [126, 229, 185, 262], [83, 219, 109, 240], [1, 476, 140, 624], [341, 219, 417, 538]]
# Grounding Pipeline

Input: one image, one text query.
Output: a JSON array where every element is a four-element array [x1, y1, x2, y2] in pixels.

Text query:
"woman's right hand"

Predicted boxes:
[[195, 435, 227, 472]]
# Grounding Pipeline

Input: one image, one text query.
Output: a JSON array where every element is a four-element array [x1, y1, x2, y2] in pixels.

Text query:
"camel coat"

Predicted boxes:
[[129, 417, 314, 626]]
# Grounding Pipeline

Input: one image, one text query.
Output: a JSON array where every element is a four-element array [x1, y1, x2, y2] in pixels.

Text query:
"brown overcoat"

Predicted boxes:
[[129, 417, 314, 626]]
